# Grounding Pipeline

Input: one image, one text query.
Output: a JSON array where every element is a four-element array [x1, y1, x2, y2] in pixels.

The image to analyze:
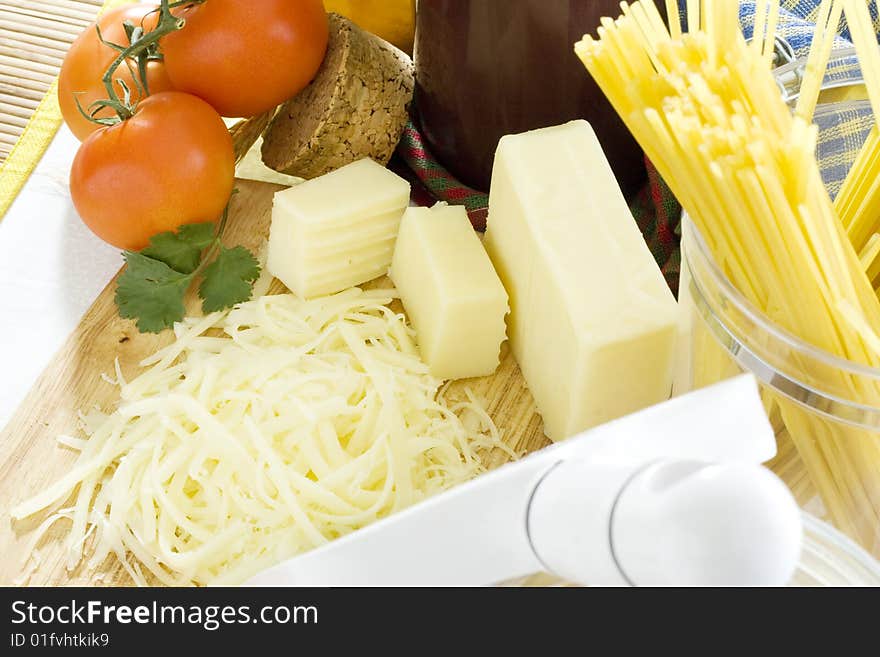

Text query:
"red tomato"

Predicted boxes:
[[70, 92, 235, 251], [161, 0, 329, 117], [59, 3, 175, 141]]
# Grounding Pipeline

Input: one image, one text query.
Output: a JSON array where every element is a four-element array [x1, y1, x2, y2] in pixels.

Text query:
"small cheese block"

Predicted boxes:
[[267, 158, 410, 299], [484, 120, 678, 441], [390, 203, 508, 379], [261, 13, 414, 179]]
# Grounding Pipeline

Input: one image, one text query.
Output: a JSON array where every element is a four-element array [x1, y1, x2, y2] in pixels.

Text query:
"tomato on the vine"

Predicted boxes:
[[70, 91, 235, 251], [161, 0, 329, 118], [58, 3, 175, 141]]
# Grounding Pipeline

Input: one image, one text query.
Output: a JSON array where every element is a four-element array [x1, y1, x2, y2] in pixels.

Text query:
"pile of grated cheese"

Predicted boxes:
[[12, 287, 509, 585]]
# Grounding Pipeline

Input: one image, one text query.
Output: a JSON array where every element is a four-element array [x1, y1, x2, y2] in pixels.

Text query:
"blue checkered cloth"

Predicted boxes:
[[749, 0, 880, 48], [751, 0, 876, 197], [752, 2, 875, 196], [675, 1, 876, 197]]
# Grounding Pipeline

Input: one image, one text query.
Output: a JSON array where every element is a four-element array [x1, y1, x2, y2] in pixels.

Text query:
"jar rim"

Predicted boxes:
[[795, 512, 880, 585]]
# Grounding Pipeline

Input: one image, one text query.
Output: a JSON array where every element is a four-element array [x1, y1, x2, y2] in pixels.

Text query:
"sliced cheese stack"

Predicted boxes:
[[484, 120, 678, 442], [390, 203, 508, 379], [267, 158, 410, 298]]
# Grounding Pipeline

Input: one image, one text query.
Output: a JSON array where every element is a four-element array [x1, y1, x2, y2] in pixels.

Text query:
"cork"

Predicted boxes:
[[260, 13, 415, 179]]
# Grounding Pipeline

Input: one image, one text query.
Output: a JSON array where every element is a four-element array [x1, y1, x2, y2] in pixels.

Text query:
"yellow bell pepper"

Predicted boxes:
[[324, 0, 416, 54]]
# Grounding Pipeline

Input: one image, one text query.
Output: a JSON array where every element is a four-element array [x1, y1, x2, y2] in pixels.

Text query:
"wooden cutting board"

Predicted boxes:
[[0, 178, 550, 586]]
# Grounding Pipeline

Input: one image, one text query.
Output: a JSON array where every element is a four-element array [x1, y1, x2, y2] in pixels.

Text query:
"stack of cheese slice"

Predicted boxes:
[[485, 120, 679, 441], [267, 158, 411, 299]]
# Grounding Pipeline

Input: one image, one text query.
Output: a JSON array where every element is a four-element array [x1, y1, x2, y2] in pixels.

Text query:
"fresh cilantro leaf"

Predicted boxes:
[[115, 251, 192, 333], [198, 246, 261, 312], [177, 222, 218, 247], [113, 205, 259, 333], [141, 222, 216, 274]]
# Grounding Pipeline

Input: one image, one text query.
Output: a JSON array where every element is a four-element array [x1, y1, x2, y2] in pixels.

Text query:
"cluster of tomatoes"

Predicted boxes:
[[60, 0, 328, 250]]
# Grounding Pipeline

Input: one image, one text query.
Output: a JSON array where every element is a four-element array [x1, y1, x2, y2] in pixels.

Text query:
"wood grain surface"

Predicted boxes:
[[0, 177, 813, 585], [0, 178, 550, 586]]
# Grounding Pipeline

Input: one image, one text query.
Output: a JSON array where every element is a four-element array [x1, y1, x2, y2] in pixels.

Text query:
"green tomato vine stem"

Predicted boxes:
[[98, 0, 182, 121], [82, 0, 205, 125], [196, 200, 233, 278]]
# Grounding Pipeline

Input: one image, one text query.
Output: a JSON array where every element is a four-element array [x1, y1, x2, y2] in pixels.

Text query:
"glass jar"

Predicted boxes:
[[677, 216, 880, 558], [792, 513, 880, 585]]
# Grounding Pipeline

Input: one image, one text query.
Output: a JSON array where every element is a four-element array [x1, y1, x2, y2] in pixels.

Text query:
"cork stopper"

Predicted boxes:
[[260, 13, 415, 179]]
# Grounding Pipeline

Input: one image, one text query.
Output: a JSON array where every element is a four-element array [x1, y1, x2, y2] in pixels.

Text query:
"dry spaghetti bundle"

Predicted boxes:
[[576, 0, 880, 552], [832, 0, 880, 275]]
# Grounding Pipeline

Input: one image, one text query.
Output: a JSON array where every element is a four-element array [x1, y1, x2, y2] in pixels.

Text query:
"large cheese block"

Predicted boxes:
[[484, 120, 678, 441], [390, 203, 508, 379], [267, 158, 410, 299]]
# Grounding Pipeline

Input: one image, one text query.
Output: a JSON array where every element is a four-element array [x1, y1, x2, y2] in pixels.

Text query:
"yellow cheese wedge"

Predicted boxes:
[[390, 204, 509, 380], [267, 158, 410, 298], [484, 120, 678, 441]]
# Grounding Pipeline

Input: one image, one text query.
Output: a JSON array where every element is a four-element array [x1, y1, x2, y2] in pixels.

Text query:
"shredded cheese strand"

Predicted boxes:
[[12, 288, 505, 585]]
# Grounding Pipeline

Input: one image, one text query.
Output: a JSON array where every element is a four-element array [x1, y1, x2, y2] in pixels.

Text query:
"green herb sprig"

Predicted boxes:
[[115, 202, 260, 333]]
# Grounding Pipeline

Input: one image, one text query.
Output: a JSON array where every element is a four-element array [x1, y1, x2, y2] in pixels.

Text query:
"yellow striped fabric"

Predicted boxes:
[[0, 0, 132, 221]]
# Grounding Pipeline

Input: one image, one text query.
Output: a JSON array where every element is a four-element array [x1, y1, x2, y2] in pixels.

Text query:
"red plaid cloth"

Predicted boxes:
[[395, 118, 683, 295]]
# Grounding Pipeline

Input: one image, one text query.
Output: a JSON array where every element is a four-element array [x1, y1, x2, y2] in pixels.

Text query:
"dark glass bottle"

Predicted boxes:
[[414, 0, 661, 197]]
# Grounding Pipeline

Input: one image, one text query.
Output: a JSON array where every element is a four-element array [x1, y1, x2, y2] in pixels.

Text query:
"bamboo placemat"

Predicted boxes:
[[0, 0, 132, 219]]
